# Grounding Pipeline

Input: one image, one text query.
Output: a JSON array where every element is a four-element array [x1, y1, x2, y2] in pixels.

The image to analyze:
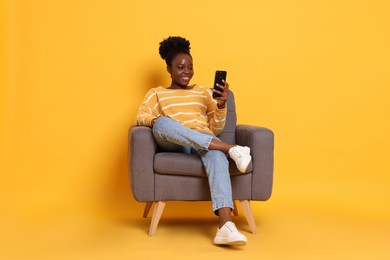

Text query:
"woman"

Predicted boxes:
[[135, 36, 251, 246]]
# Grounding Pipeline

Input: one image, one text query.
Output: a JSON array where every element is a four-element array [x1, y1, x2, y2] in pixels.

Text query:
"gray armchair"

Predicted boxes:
[[128, 90, 274, 236]]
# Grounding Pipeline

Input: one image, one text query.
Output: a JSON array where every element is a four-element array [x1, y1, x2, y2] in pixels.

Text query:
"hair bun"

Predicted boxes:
[[159, 36, 191, 61]]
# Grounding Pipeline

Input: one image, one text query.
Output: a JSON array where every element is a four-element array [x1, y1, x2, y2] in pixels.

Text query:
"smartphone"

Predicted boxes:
[[212, 70, 227, 98]]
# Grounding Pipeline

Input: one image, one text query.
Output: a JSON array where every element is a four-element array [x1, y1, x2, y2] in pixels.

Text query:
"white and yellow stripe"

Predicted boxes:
[[135, 85, 227, 135]]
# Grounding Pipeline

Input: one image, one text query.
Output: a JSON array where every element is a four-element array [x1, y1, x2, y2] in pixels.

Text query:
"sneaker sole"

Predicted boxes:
[[214, 240, 247, 246], [214, 237, 247, 246]]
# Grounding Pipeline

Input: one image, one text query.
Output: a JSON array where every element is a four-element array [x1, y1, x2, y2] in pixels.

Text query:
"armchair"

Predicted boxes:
[[128, 90, 274, 236]]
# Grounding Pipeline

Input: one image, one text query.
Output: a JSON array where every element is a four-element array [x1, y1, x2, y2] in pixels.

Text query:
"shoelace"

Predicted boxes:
[[224, 222, 237, 233], [231, 147, 244, 158]]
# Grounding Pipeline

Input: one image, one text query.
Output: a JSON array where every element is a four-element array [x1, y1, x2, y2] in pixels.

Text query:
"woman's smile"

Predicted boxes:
[[168, 53, 194, 89]]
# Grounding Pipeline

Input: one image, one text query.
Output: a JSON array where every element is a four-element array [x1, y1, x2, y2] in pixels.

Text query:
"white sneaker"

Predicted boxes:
[[214, 221, 247, 246], [228, 146, 252, 173]]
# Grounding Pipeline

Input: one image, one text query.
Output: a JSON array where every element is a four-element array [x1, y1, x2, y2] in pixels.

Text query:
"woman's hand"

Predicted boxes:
[[214, 80, 229, 109], [151, 118, 157, 127], [151, 115, 170, 127]]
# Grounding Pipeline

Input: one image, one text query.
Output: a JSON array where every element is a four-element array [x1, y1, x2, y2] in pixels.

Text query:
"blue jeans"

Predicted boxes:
[[152, 117, 234, 215]]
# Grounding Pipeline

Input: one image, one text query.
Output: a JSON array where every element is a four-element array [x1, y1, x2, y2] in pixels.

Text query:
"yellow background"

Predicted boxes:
[[1, 0, 389, 259]]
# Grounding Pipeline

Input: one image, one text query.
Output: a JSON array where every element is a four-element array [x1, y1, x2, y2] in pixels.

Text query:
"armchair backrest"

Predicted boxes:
[[217, 90, 237, 145]]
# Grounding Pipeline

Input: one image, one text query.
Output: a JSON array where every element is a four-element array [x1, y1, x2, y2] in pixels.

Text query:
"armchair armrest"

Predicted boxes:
[[236, 125, 274, 201], [128, 126, 156, 202]]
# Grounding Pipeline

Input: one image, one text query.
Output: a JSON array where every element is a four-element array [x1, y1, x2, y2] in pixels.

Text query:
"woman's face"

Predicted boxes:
[[168, 53, 194, 88]]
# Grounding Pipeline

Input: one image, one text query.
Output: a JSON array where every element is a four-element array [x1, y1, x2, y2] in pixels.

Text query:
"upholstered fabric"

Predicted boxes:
[[154, 153, 252, 177], [128, 90, 274, 203]]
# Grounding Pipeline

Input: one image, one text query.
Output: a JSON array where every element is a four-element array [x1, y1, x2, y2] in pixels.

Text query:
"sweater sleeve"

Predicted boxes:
[[134, 89, 159, 127], [205, 89, 227, 136]]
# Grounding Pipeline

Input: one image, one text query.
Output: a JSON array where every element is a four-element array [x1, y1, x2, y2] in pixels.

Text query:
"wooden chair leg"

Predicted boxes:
[[233, 200, 239, 216], [143, 202, 153, 218], [149, 201, 166, 236], [239, 200, 257, 234]]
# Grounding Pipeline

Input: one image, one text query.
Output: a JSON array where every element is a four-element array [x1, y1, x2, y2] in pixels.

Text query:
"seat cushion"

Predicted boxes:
[[154, 152, 252, 177]]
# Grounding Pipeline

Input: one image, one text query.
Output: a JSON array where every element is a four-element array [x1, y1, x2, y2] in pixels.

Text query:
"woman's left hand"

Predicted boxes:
[[215, 80, 229, 109]]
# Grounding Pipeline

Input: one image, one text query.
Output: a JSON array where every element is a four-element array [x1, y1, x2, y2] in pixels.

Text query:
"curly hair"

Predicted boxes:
[[159, 36, 191, 66]]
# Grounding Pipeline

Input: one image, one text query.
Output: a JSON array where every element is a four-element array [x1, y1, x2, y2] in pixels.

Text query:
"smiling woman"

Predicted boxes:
[[168, 53, 194, 88], [133, 36, 253, 246], [159, 36, 194, 89]]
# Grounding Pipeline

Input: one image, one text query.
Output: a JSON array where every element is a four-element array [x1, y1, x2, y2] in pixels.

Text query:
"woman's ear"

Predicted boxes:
[[167, 66, 172, 75]]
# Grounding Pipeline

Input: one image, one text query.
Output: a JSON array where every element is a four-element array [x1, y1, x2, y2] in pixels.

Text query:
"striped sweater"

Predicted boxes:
[[135, 85, 227, 135]]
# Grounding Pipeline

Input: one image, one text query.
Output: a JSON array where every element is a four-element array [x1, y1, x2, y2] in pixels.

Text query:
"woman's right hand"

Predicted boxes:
[[151, 115, 170, 127], [151, 118, 158, 127]]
